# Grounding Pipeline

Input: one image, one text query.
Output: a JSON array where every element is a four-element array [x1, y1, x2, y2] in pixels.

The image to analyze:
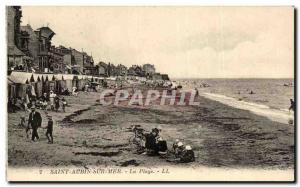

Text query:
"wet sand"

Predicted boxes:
[[7, 88, 294, 169]]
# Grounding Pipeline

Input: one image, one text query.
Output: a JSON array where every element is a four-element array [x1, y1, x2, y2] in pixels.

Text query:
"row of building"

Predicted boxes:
[[7, 6, 169, 81]]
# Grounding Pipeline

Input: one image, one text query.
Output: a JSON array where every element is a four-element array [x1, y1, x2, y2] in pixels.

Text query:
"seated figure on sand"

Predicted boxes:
[[178, 145, 195, 163], [144, 128, 160, 155], [157, 137, 168, 157]]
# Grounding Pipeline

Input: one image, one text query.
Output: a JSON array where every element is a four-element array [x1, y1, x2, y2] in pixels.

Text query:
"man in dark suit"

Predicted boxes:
[[27, 106, 42, 142]]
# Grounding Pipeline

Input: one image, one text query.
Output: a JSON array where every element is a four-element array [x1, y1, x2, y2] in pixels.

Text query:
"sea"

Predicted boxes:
[[175, 78, 294, 124]]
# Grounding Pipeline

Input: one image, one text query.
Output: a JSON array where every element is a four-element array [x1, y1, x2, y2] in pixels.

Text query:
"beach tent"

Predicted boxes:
[[86, 76, 93, 81], [72, 75, 80, 89], [42, 75, 49, 94], [7, 78, 17, 100], [40, 74, 57, 94], [41, 75, 48, 95], [76, 75, 86, 90], [96, 77, 105, 86], [64, 74, 76, 91], [32, 74, 43, 98], [105, 77, 117, 87], [55, 74, 67, 94], [47, 74, 57, 92], [8, 72, 35, 99], [98, 77, 103, 84]]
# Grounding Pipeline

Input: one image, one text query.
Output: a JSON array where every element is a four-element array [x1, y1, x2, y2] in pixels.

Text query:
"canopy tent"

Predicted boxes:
[[32, 74, 42, 82], [55, 74, 64, 81], [31, 74, 44, 97], [8, 72, 35, 99], [54, 74, 66, 94], [8, 72, 34, 84], [63, 74, 77, 91]]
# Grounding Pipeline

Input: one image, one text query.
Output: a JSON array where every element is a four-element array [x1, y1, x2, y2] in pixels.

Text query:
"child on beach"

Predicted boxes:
[[44, 116, 54, 144], [19, 115, 25, 125], [19, 116, 29, 138], [42, 100, 48, 110]]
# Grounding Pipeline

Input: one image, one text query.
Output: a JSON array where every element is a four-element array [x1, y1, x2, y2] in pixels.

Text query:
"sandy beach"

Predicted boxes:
[[7, 87, 294, 169]]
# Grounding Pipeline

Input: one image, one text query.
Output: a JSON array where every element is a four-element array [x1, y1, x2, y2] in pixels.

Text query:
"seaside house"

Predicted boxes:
[[20, 24, 56, 73], [49, 46, 66, 74], [7, 6, 32, 72]]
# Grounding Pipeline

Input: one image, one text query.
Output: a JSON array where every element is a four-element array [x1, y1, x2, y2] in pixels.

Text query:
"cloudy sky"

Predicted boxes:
[[21, 6, 294, 78]]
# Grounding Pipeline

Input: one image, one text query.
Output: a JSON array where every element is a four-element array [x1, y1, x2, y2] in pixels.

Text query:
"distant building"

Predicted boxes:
[[35, 26, 56, 72], [70, 48, 84, 74], [49, 46, 65, 73], [127, 67, 137, 76], [54, 45, 73, 73], [161, 74, 170, 81], [128, 65, 145, 77], [83, 53, 96, 75], [97, 61, 108, 76], [107, 63, 117, 77], [142, 64, 155, 76], [20, 24, 56, 73], [116, 64, 127, 76], [69, 48, 95, 75], [152, 73, 163, 81]]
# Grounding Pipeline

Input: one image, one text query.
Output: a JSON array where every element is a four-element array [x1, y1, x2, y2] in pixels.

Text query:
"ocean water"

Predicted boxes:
[[175, 78, 294, 111]]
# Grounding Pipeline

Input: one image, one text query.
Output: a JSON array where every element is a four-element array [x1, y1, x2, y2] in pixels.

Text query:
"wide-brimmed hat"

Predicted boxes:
[[177, 142, 183, 147], [185, 145, 192, 150], [152, 128, 159, 133]]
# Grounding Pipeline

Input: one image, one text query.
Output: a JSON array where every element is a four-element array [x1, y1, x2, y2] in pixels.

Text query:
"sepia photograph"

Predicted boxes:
[[6, 6, 295, 182]]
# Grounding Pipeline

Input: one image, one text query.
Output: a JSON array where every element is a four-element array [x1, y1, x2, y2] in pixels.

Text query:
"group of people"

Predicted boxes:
[[133, 126, 195, 163], [18, 89, 71, 143], [24, 106, 54, 143], [32, 91, 67, 112]]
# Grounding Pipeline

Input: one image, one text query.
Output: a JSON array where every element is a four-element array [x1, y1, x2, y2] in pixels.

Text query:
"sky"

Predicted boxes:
[[21, 6, 294, 78]]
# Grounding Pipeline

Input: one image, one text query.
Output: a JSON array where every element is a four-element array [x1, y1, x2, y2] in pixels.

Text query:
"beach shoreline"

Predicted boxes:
[[200, 92, 294, 125]]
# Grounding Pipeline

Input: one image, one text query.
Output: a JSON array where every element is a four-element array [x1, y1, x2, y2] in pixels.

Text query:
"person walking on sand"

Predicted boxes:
[[195, 88, 199, 97], [54, 96, 60, 112], [62, 97, 67, 112], [49, 91, 56, 111], [44, 116, 54, 144], [27, 106, 42, 142], [289, 99, 295, 112]]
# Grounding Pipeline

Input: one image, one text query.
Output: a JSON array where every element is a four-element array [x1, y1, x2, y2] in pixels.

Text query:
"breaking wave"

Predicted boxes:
[[200, 92, 294, 125]]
